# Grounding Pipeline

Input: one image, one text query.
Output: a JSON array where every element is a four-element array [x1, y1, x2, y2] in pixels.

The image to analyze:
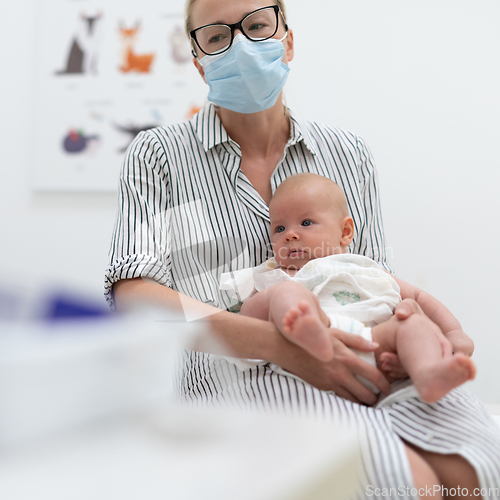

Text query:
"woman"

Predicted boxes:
[[106, 0, 500, 496]]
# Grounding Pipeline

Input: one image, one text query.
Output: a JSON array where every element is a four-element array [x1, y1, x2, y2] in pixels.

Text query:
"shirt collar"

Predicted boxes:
[[286, 108, 318, 156], [191, 103, 318, 156], [191, 103, 232, 152]]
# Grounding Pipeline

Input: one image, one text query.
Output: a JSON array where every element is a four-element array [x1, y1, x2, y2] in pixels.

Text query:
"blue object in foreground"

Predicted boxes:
[[44, 293, 110, 321]]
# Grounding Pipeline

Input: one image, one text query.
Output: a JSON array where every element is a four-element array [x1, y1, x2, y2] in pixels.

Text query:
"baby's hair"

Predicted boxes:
[[271, 173, 350, 218]]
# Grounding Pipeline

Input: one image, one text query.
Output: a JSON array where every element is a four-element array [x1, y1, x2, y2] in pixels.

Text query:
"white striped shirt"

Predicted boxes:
[[105, 104, 500, 497], [105, 103, 391, 308]]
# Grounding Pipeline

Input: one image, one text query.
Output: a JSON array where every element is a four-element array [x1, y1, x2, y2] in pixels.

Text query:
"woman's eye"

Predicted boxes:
[[302, 220, 313, 227], [207, 33, 227, 44], [248, 22, 266, 32], [276, 226, 285, 233]]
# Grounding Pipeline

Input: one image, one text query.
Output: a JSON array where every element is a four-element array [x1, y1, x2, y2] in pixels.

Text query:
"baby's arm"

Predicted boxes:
[[393, 277, 474, 357]]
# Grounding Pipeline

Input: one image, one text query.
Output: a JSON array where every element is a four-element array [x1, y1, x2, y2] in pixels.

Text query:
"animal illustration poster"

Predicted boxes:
[[32, 0, 208, 191]]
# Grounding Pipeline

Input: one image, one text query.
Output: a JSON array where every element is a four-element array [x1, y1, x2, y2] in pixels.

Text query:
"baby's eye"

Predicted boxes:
[[302, 220, 313, 227], [276, 226, 285, 233]]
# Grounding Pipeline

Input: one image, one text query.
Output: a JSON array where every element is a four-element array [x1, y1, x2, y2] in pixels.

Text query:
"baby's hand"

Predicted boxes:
[[378, 352, 407, 380], [445, 329, 474, 358]]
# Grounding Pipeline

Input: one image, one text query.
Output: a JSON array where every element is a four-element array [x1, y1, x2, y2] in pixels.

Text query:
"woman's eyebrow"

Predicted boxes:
[[211, 9, 256, 26]]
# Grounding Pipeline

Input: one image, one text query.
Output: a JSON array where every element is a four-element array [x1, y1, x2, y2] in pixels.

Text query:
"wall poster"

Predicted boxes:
[[33, 0, 208, 191]]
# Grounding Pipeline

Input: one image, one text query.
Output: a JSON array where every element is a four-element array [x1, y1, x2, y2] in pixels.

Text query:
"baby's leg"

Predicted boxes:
[[239, 281, 333, 361], [269, 281, 333, 361], [372, 300, 475, 402], [239, 287, 274, 321]]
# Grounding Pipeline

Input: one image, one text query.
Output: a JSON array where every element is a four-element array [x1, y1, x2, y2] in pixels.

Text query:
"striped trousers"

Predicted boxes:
[[178, 351, 500, 499]]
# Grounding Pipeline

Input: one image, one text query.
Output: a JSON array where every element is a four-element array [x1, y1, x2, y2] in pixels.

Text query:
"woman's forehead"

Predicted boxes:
[[191, 0, 276, 28]]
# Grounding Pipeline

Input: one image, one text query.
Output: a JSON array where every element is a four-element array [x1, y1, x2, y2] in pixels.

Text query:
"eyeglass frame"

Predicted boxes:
[[189, 5, 288, 58]]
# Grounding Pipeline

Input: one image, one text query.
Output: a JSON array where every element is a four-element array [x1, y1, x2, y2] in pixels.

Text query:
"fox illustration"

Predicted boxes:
[[119, 23, 155, 73]]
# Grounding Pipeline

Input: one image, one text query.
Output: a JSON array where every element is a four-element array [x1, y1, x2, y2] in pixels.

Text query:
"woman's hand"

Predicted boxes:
[[275, 328, 391, 405], [444, 329, 474, 357]]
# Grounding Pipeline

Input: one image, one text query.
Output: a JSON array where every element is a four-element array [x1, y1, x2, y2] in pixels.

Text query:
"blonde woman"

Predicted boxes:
[[106, 0, 500, 496]]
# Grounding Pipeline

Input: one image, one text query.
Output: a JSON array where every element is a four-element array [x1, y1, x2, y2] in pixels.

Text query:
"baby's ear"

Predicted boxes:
[[340, 217, 354, 247]]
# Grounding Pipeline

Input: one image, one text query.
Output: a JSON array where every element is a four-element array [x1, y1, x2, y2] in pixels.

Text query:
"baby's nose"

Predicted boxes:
[[285, 229, 299, 241]]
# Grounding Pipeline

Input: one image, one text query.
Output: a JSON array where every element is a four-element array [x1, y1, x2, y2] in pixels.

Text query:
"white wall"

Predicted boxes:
[[2, 1, 499, 404]]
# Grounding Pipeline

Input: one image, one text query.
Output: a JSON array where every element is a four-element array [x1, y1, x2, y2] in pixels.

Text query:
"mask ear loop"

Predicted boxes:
[[278, 31, 288, 42], [190, 38, 198, 58]]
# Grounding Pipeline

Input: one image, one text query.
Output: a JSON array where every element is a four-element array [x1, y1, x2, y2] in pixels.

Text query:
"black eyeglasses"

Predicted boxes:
[[190, 5, 288, 57]]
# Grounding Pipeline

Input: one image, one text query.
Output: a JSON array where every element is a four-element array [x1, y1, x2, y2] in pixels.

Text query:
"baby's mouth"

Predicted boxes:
[[288, 248, 306, 258]]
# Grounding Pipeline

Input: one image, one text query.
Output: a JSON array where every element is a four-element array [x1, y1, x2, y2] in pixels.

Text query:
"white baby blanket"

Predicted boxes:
[[220, 254, 401, 328]]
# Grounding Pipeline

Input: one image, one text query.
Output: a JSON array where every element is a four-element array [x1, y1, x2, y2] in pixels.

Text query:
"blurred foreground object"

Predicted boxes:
[[0, 285, 362, 500], [0, 406, 361, 500], [0, 285, 193, 446]]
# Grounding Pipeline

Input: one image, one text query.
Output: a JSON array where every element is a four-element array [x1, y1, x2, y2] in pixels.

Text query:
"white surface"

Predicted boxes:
[[485, 404, 500, 416], [0, 311, 195, 446], [0, 313, 362, 500], [0, 408, 361, 500], [1, 0, 499, 404]]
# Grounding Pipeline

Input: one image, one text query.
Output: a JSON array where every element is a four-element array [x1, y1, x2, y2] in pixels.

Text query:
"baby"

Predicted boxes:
[[220, 173, 475, 403]]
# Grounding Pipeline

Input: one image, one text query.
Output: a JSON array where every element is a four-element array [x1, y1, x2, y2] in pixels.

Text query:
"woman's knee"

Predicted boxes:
[[405, 444, 442, 499], [410, 448, 480, 495]]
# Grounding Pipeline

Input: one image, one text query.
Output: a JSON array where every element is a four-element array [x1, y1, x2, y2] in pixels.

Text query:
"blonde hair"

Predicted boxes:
[[184, 0, 288, 37]]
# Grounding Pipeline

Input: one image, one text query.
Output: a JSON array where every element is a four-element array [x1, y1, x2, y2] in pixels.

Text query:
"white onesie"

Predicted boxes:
[[220, 254, 401, 387]]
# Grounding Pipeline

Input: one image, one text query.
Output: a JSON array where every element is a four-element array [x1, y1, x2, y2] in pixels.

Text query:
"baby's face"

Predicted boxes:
[[269, 186, 348, 271]]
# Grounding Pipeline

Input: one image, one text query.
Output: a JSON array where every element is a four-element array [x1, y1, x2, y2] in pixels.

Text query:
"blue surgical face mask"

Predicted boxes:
[[198, 33, 290, 114]]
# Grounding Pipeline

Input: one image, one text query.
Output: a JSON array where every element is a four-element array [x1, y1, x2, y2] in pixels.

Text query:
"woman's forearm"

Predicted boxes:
[[113, 278, 286, 360], [113, 278, 389, 402]]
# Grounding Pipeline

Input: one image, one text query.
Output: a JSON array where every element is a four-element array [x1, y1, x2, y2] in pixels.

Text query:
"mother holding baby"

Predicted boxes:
[[105, 0, 500, 496]]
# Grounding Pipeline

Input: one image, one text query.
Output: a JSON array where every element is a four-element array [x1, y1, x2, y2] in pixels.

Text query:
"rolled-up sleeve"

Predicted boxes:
[[353, 136, 394, 275], [105, 130, 173, 309]]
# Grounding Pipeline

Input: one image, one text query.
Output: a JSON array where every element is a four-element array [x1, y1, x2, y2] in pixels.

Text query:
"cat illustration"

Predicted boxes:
[[119, 23, 155, 73], [56, 12, 102, 75], [170, 25, 191, 64]]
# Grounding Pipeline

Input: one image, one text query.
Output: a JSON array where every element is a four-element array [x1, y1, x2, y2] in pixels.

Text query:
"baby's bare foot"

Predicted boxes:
[[414, 354, 476, 403], [282, 301, 333, 362]]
